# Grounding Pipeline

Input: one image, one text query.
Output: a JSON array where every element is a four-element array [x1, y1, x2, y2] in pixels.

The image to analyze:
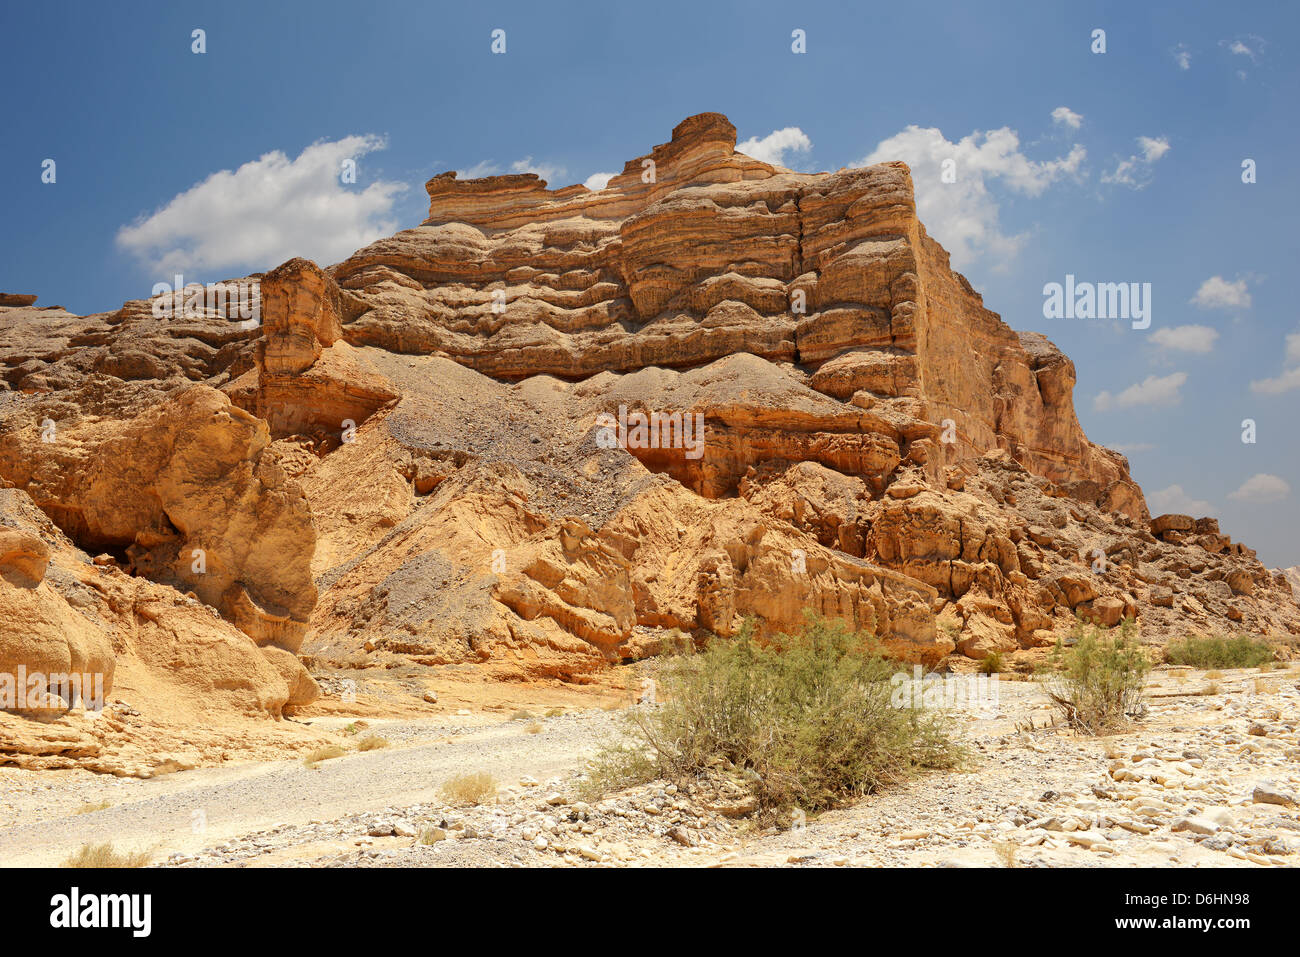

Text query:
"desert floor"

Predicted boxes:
[[1, 663, 1297, 868]]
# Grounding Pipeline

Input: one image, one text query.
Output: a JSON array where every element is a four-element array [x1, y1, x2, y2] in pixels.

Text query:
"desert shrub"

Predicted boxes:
[[303, 744, 347, 768], [62, 843, 151, 868], [1041, 619, 1149, 734], [586, 615, 960, 818], [74, 800, 112, 815], [440, 771, 498, 805], [509, 709, 535, 721], [355, 734, 388, 751], [1165, 634, 1274, 669], [525, 722, 543, 734], [978, 650, 1004, 675]]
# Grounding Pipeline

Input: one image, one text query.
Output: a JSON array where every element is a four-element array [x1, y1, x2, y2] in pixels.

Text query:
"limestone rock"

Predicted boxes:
[[2, 111, 1297, 741], [0, 382, 317, 649]]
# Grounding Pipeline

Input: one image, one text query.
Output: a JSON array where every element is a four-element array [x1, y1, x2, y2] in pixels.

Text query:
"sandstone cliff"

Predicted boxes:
[[2, 114, 1297, 765]]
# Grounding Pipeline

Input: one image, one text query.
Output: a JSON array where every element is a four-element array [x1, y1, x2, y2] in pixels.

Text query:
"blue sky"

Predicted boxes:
[[2, 0, 1297, 565]]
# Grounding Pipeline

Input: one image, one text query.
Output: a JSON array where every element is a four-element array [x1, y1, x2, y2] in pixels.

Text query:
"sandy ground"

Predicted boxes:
[[1, 664, 1297, 868]]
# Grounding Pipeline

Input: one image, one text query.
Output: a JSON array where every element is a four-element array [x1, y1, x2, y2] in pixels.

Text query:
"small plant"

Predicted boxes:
[[525, 722, 543, 734], [978, 650, 1004, 675], [1165, 634, 1274, 670], [440, 771, 498, 805], [1201, 681, 1220, 696], [1254, 677, 1282, 695], [74, 800, 112, 815], [303, 744, 347, 768], [341, 720, 369, 736], [62, 843, 151, 868], [993, 841, 1019, 868], [544, 707, 565, 718], [509, 709, 535, 721], [355, 734, 389, 751], [585, 615, 961, 819], [1040, 618, 1149, 735]]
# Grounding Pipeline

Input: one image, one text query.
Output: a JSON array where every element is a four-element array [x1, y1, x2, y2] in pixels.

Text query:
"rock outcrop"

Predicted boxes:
[[2, 112, 1297, 762], [0, 487, 317, 774], [1278, 566, 1300, 603], [0, 381, 317, 649], [331, 113, 1141, 517]]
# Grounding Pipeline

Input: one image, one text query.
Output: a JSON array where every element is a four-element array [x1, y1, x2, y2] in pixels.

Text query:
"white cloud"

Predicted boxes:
[[858, 125, 1085, 269], [1251, 366, 1300, 395], [510, 157, 566, 183], [737, 127, 813, 169], [1250, 328, 1300, 395], [116, 136, 405, 275], [1223, 36, 1265, 80], [1051, 106, 1083, 130], [1149, 484, 1212, 516], [456, 160, 501, 179], [1094, 371, 1188, 411], [1229, 473, 1291, 504], [1172, 44, 1192, 70], [1151, 324, 1219, 353], [1138, 137, 1171, 163], [1226, 36, 1263, 62], [1101, 136, 1170, 188], [1191, 275, 1251, 310], [583, 171, 616, 192], [455, 157, 567, 184]]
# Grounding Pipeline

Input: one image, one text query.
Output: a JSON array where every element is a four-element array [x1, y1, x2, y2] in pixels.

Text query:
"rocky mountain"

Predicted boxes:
[[2, 113, 1297, 770], [1281, 566, 1300, 603]]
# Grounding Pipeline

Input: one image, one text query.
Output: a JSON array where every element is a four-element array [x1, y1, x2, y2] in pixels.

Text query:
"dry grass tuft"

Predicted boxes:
[[303, 744, 348, 768], [62, 843, 151, 868], [440, 771, 498, 806]]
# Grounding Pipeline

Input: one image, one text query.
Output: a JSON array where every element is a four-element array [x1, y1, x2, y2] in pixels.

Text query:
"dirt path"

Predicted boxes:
[[0, 710, 620, 867]]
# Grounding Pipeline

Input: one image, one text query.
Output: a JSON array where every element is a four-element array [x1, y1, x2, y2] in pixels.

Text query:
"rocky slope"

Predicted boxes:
[[2, 113, 1297, 770], [1281, 566, 1300, 602]]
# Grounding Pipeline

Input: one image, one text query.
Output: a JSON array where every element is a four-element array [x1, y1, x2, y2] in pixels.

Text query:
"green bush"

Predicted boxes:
[[587, 615, 960, 820], [1165, 634, 1274, 669], [1041, 618, 1149, 734]]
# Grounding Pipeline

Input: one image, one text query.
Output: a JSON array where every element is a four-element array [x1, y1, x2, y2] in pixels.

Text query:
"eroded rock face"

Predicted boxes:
[[329, 113, 1142, 518], [0, 381, 317, 650], [230, 258, 398, 438], [1281, 566, 1300, 602], [0, 488, 317, 773], [2, 112, 1296, 717]]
